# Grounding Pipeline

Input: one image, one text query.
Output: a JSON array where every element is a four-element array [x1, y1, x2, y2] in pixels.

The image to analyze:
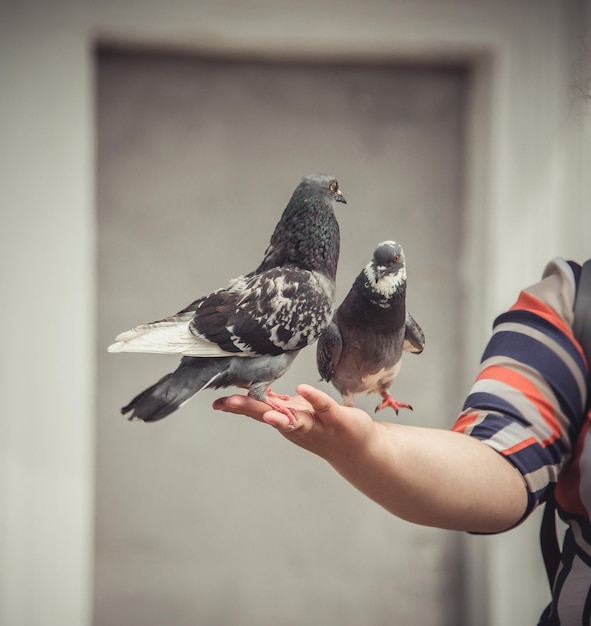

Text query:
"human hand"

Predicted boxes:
[[212, 384, 377, 461]]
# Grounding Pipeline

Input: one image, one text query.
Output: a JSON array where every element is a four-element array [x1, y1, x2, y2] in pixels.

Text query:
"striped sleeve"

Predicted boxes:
[[452, 258, 589, 517]]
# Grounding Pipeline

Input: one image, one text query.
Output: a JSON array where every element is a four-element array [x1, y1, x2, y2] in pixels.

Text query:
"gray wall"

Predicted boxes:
[[97, 50, 466, 626]]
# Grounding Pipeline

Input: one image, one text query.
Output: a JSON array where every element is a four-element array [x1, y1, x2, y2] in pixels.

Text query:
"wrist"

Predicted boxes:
[[324, 419, 397, 482]]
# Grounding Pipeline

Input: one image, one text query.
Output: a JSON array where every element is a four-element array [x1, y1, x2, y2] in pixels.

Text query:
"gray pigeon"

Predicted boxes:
[[108, 173, 345, 423], [316, 240, 424, 413]]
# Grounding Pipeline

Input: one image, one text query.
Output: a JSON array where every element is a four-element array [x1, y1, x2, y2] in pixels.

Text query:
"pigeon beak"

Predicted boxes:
[[336, 190, 347, 204], [374, 266, 386, 281]]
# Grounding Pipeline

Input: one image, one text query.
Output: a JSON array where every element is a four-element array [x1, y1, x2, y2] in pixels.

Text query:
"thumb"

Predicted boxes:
[[295, 384, 375, 434], [296, 384, 341, 420]]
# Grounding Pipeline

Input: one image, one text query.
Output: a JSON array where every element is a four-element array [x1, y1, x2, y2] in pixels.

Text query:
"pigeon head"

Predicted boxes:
[[291, 173, 347, 207], [364, 241, 406, 297], [257, 174, 344, 278]]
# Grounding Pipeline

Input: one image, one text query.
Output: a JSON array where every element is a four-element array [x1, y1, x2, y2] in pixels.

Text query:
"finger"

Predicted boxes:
[[212, 394, 270, 421], [295, 384, 339, 417]]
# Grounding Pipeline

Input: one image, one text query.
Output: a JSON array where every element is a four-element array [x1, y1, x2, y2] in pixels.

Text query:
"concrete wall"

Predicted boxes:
[[96, 51, 466, 626], [1, 1, 589, 625]]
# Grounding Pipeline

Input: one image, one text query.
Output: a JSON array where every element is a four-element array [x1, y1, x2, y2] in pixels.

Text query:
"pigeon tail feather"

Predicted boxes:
[[121, 357, 230, 422]]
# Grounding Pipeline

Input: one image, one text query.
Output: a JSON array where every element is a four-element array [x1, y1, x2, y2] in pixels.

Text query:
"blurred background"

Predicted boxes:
[[1, 1, 590, 626]]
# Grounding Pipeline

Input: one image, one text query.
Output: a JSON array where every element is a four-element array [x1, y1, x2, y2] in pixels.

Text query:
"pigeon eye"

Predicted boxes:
[[329, 181, 338, 193], [393, 255, 400, 263]]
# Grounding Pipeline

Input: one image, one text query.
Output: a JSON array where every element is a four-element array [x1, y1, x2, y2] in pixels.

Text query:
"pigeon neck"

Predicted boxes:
[[258, 204, 340, 279]]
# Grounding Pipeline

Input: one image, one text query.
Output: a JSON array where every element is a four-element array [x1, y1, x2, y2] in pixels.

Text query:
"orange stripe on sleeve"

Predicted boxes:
[[477, 364, 561, 445], [510, 291, 585, 363], [503, 436, 539, 455], [453, 411, 539, 456], [452, 412, 480, 434]]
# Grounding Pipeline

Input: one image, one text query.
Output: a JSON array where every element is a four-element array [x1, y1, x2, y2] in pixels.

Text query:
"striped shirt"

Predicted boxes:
[[452, 258, 591, 624]]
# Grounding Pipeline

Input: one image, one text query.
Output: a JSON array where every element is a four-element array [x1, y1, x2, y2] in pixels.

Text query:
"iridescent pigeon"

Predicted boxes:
[[109, 174, 345, 423], [316, 241, 424, 413]]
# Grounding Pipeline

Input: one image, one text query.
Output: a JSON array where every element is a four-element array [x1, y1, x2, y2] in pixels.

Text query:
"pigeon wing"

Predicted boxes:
[[403, 312, 425, 354], [190, 266, 334, 358], [316, 320, 343, 382]]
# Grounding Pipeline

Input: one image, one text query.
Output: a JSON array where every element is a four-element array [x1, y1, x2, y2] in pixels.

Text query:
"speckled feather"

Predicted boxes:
[[182, 266, 337, 356]]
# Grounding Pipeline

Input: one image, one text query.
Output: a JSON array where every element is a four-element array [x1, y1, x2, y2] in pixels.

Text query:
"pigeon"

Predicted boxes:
[[316, 240, 424, 413], [108, 173, 345, 424]]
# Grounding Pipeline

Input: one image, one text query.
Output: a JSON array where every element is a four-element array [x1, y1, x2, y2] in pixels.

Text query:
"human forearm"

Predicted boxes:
[[326, 420, 527, 532]]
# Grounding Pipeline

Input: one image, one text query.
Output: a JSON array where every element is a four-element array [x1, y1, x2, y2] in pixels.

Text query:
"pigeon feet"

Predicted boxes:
[[246, 388, 298, 427], [265, 399, 299, 428], [375, 392, 413, 415], [266, 389, 291, 402], [264, 388, 297, 425], [264, 388, 298, 426]]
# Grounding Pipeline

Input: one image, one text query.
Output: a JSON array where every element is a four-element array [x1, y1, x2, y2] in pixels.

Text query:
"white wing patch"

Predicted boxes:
[[107, 318, 240, 357]]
